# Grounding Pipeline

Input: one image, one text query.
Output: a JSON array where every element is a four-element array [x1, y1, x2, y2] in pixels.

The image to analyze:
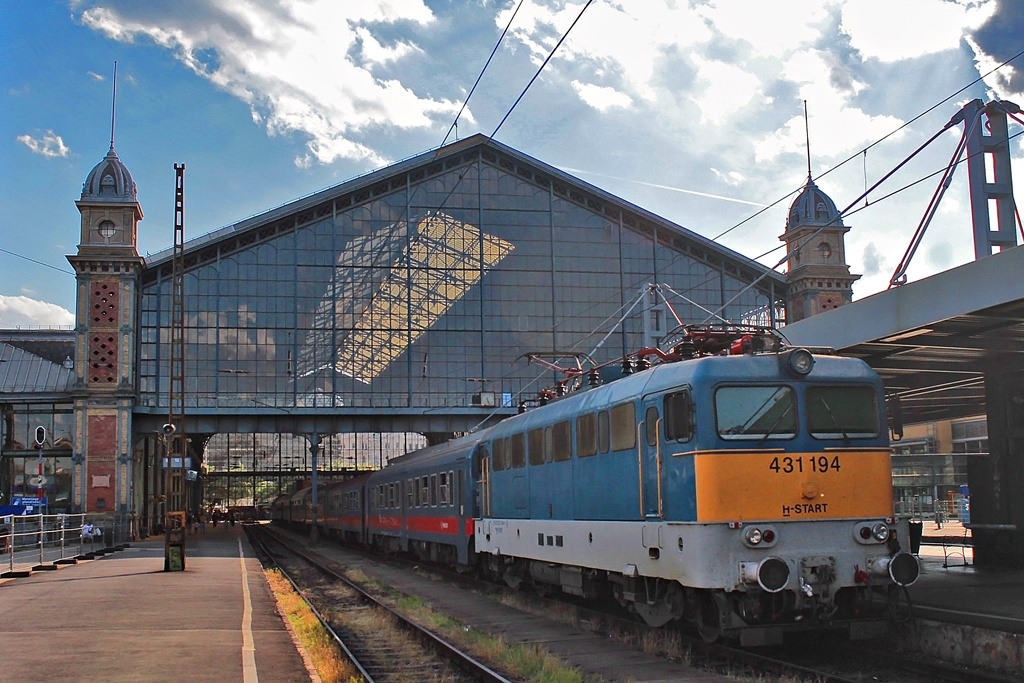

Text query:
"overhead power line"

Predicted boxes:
[[441, 0, 524, 147]]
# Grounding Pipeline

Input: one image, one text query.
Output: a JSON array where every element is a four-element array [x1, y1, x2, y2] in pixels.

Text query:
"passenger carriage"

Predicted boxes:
[[366, 434, 486, 565]]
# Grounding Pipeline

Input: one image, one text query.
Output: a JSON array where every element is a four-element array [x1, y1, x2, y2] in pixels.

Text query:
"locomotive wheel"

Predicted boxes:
[[696, 592, 723, 643], [633, 581, 685, 627], [503, 564, 523, 590]]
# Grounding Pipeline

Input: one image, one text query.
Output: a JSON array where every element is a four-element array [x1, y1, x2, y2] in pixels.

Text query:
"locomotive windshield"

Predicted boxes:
[[807, 385, 880, 439], [716, 386, 797, 440]]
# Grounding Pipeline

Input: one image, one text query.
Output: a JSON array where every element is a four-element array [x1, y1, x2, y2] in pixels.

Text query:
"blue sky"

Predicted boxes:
[[2, 0, 1022, 327]]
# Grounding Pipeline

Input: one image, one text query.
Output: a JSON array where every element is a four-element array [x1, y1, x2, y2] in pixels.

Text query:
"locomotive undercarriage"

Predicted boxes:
[[484, 553, 899, 646]]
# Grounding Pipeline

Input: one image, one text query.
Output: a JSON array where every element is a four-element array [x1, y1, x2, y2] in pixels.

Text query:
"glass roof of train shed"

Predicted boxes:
[[135, 135, 787, 433]]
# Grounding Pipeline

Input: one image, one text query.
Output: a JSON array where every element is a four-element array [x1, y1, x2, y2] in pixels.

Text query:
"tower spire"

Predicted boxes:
[[109, 61, 118, 151], [803, 99, 812, 183]]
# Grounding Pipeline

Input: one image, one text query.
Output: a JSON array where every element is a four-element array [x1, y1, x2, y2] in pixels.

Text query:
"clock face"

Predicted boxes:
[[98, 220, 116, 238], [818, 242, 832, 259]]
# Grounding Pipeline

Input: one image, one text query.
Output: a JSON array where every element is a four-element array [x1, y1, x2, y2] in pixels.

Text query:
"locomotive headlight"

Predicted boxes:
[[788, 348, 815, 375], [872, 523, 890, 542], [745, 527, 763, 545]]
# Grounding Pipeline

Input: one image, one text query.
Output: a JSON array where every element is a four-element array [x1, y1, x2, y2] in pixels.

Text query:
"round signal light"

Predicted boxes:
[[872, 523, 890, 542], [762, 529, 776, 543], [744, 527, 762, 545], [859, 526, 873, 540]]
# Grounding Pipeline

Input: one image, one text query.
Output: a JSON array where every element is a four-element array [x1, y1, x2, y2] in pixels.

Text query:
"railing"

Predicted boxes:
[[1, 512, 135, 577]]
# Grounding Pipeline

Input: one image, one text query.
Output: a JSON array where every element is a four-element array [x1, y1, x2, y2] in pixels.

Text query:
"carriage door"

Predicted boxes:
[[473, 444, 490, 518], [640, 395, 663, 519]]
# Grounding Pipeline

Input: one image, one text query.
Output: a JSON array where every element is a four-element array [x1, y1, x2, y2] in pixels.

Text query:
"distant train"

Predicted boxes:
[[273, 326, 919, 646]]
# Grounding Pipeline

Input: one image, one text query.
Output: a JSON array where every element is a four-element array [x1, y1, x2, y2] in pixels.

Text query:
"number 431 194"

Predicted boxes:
[[769, 455, 841, 474]]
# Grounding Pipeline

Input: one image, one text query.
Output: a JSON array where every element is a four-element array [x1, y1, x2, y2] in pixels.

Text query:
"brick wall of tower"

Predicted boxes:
[[86, 414, 117, 512], [88, 279, 120, 386]]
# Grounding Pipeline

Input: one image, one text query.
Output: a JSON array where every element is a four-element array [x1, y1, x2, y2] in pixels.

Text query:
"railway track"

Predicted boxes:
[[246, 525, 512, 683], [258, 524, 1018, 682]]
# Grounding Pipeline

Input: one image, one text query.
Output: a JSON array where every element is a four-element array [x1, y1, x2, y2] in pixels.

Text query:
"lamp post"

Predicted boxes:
[[158, 424, 175, 533]]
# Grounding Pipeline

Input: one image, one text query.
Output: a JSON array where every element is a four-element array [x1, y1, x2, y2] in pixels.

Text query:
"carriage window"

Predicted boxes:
[[808, 386, 880, 438], [528, 428, 546, 465], [439, 471, 449, 505], [664, 391, 693, 441], [421, 478, 430, 506], [407, 479, 414, 508], [492, 438, 506, 471], [610, 402, 637, 451], [510, 434, 526, 468], [716, 386, 797, 440], [598, 410, 610, 453], [430, 474, 438, 506], [577, 412, 597, 458], [645, 406, 659, 446]]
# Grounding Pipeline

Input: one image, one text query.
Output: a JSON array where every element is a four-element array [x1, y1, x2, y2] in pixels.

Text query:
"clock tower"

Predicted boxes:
[[66, 143, 144, 514], [781, 179, 860, 323]]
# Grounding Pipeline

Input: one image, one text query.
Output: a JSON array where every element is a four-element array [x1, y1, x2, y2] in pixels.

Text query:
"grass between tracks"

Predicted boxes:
[[265, 568, 360, 683], [351, 569, 589, 683]]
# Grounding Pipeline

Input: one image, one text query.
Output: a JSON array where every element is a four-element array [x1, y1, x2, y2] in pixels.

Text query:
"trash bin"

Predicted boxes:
[[164, 513, 186, 571], [908, 520, 923, 554]]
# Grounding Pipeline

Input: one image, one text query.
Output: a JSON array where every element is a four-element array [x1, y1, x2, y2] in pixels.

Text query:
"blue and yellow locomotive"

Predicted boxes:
[[279, 326, 919, 645], [474, 327, 918, 645]]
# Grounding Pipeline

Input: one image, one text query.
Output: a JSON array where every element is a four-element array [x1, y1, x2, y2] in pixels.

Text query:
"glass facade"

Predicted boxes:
[[138, 142, 783, 416], [1, 402, 75, 511]]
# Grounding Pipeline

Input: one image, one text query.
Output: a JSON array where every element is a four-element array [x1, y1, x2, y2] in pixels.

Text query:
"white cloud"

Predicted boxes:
[[16, 130, 71, 158], [691, 57, 765, 123], [0, 296, 75, 328], [571, 80, 631, 111], [77, 1, 459, 166], [840, 0, 990, 63], [696, 0, 831, 58]]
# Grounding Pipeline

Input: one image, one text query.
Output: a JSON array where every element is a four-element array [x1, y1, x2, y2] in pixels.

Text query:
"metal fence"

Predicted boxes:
[[1, 512, 135, 577]]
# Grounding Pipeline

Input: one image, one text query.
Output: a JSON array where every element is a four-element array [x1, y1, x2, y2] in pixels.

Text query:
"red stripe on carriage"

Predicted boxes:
[[369, 515, 403, 530], [406, 515, 461, 535]]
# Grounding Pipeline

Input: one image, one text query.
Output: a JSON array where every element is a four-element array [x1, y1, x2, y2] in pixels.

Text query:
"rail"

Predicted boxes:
[[1, 512, 135, 577]]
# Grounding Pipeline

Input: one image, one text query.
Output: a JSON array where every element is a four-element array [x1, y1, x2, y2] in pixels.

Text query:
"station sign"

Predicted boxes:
[[12, 496, 47, 507]]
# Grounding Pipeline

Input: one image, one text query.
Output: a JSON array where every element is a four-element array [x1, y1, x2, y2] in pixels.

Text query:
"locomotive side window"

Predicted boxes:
[[510, 434, 526, 468], [577, 412, 597, 457], [610, 402, 637, 451], [551, 421, 571, 461], [664, 391, 693, 441], [645, 406, 659, 446], [528, 428, 546, 465], [807, 385, 880, 438], [597, 410, 610, 453], [492, 438, 507, 471], [716, 386, 797, 440]]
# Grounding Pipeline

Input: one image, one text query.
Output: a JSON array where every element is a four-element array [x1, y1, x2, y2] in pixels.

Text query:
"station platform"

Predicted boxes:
[[909, 520, 1024, 636], [0, 524, 314, 683]]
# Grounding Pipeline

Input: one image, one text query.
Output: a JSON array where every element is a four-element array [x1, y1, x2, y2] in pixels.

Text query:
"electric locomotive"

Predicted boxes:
[[473, 326, 918, 646]]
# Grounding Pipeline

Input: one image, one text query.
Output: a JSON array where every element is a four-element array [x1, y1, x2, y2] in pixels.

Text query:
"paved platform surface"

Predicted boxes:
[[0, 524, 313, 683], [909, 520, 1024, 635]]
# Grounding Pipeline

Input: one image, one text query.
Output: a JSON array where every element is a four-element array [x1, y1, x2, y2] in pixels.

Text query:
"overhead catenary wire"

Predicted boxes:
[[440, 0, 524, 148], [491, 0, 594, 139]]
